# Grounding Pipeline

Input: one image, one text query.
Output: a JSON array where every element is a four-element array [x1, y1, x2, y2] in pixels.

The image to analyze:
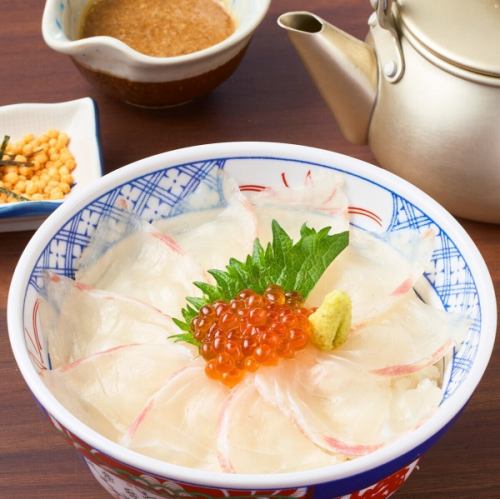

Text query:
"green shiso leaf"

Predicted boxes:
[[0, 186, 29, 202], [169, 330, 201, 347], [0, 135, 10, 156], [173, 219, 349, 343]]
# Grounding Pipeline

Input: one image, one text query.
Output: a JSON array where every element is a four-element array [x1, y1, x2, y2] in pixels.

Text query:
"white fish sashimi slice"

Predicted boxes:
[[41, 273, 183, 368], [334, 291, 463, 376], [172, 182, 258, 272], [256, 351, 392, 456], [76, 212, 204, 316], [250, 170, 349, 243], [384, 228, 435, 284], [217, 383, 344, 474], [42, 343, 194, 442], [307, 227, 435, 327], [155, 166, 231, 221], [153, 208, 222, 236], [123, 366, 227, 471]]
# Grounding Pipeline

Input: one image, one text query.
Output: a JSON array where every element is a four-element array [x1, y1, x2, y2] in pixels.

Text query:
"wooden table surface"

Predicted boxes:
[[1, 1, 499, 497]]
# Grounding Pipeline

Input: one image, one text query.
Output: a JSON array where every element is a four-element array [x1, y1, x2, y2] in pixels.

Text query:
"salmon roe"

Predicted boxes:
[[192, 285, 313, 387]]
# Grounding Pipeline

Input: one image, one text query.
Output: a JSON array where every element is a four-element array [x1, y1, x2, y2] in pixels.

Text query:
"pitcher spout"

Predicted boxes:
[[278, 12, 378, 145]]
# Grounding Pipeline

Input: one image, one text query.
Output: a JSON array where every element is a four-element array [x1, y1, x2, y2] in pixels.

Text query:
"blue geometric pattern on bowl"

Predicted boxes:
[[27, 156, 480, 402]]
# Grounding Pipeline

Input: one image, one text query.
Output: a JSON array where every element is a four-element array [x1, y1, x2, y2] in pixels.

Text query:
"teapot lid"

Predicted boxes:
[[397, 0, 500, 78]]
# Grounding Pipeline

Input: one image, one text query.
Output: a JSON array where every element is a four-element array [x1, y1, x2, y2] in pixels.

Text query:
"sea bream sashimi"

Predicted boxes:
[[40, 273, 180, 368], [255, 350, 442, 456], [122, 365, 227, 471], [156, 177, 258, 273], [217, 382, 345, 473], [249, 170, 349, 243], [76, 211, 205, 316], [332, 290, 467, 376], [42, 343, 194, 442], [255, 352, 390, 456], [307, 227, 435, 327]]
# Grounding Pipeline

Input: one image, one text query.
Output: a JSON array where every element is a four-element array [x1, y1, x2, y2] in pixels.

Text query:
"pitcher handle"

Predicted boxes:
[[369, 0, 405, 83]]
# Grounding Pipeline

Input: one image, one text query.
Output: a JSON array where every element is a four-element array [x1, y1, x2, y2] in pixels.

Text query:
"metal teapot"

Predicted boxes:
[[279, 0, 500, 223]]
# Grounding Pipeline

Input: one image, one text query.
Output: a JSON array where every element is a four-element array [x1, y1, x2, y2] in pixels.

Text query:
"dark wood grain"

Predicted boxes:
[[0, 1, 498, 497]]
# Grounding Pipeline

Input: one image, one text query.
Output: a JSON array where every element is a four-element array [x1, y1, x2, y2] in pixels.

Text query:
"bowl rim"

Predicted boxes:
[[8, 141, 497, 489], [42, 0, 271, 66]]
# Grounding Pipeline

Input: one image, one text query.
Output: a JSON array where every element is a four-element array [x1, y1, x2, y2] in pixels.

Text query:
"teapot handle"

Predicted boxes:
[[375, 0, 394, 30], [369, 0, 405, 83]]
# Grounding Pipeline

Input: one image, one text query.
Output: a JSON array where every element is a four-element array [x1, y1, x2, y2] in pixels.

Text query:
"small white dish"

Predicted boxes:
[[0, 97, 103, 232]]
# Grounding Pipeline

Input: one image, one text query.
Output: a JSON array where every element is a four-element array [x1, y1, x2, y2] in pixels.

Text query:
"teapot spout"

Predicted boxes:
[[278, 12, 377, 145]]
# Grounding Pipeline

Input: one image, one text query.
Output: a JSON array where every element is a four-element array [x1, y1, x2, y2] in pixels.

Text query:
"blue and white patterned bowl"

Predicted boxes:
[[8, 143, 496, 498]]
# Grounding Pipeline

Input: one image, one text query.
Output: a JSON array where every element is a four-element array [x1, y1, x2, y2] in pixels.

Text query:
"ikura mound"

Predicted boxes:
[[40, 171, 467, 474]]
